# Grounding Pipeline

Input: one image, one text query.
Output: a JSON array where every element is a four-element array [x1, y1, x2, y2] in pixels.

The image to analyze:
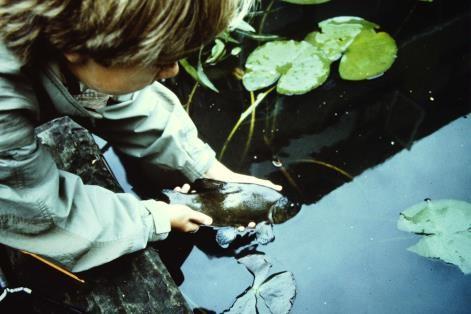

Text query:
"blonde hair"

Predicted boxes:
[[0, 0, 254, 66]]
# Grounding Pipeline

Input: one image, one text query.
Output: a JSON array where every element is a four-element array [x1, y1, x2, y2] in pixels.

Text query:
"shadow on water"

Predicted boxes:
[[105, 0, 470, 312]]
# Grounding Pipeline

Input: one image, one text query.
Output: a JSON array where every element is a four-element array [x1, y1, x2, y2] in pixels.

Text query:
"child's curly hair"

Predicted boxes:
[[0, 0, 253, 66]]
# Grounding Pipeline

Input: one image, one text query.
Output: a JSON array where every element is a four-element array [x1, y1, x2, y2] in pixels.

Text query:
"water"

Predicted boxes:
[[179, 117, 471, 313], [103, 0, 471, 312]]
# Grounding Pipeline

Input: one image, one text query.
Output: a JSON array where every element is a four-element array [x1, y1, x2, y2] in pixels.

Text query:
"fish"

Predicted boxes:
[[159, 179, 301, 247]]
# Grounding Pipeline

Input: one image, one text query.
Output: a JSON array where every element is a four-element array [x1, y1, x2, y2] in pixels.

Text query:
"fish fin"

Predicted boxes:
[[216, 227, 238, 248], [193, 178, 242, 194], [255, 222, 275, 245], [156, 190, 171, 203], [192, 178, 225, 192]]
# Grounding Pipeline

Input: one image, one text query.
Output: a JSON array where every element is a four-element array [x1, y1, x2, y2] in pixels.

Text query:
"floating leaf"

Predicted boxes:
[[255, 222, 275, 245], [305, 16, 379, 61], [339, 30, 397, 80], [318, 16, 379, 31], [243, 40, 330, 95], [282, 0, 331, 4], [242, 16, 395, 95], [180, 58, 219, 93], [206, 39, 226, 64], [235, 20, 256, 33], [397, 199, 471, 274], [216, 227, 238, 248], [225, 290, 257, 314], [225, 254, 297, 314], [258, 272, 296, 314]]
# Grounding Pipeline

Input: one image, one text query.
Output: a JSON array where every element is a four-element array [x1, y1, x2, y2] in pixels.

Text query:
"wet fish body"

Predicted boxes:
[[160, 179, 300, 227]]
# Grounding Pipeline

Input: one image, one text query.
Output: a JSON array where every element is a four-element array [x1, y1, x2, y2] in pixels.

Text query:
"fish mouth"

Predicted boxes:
[[270, 198, 301, 224]]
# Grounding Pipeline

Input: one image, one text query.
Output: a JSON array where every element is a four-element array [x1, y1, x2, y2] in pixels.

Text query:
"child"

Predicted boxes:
[[0, 0, 280, 272]]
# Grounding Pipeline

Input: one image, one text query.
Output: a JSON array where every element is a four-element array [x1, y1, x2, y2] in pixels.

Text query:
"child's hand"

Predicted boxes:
[[163, 203, 212, 233], [172, 183, 257, 232], [204, 160, 282, 191], [202, 160, 283, 231]]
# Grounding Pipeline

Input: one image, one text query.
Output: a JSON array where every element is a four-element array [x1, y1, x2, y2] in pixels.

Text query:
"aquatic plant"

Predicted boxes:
[[179, 4, 397, 167], [224, 254, 296, 314], [243, 16, 398, 95], [296, 158, 353, 180], [219, 86, 275, 160], [304, 16, 379, 61], [180, 54, 219, 93], [339, 29, 397, 80], [242, 40, 331, 95], [180, 3, 398, 95], [397, 199, 471, 274]]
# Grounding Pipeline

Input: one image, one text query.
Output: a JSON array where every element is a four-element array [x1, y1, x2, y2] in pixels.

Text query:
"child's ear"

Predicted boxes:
[[63, 52, 85, 64]]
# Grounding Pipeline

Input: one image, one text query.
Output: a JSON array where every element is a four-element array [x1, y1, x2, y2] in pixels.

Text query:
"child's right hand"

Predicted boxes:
[[163, 203, 213, 233]]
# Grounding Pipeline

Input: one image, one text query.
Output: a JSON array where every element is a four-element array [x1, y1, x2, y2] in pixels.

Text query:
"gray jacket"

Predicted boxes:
[[0, 43, 216, 272]]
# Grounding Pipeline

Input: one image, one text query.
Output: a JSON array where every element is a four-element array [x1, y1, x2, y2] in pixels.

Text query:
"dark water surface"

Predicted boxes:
[[104, 0, 470, 313], [179, 117, 471, 313]]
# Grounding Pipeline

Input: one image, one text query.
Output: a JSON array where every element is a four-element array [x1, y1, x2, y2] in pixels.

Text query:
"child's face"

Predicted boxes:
[[64, 53, 179, 95]]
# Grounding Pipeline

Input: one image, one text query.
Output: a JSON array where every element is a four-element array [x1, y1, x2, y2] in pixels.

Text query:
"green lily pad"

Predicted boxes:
[[282, 0, 330, 4], [238, 254, 272, 288], [225, 254, 297, 314], [397, 199, 471, 274], [243, 40, 330, 95], [339, 30, 397, 80], [305, 16, 379, 61]]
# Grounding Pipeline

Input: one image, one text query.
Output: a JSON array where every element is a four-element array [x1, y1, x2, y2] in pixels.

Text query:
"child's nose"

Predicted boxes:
[[156, 62, 179, 80]]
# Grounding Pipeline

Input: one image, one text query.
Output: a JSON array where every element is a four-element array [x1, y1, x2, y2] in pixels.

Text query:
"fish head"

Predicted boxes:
[[268, 198, 301, 224]]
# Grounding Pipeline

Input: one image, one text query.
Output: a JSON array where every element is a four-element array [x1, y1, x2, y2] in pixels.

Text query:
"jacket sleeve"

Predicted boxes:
[[93, 82, 217, 182], [0, 47, 170, 272]]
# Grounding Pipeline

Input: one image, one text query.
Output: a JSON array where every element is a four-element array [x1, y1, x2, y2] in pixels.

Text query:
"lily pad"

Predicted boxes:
[[258, 272, 296, 314], [238, 254, 272, 288], [243, 40, 330, 95], [225, 254, 297, 314], [397, 199, 471, 274], [339, 30, 397, 80], [225, 290, 257, 314], [305, 16, 379, 61]]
